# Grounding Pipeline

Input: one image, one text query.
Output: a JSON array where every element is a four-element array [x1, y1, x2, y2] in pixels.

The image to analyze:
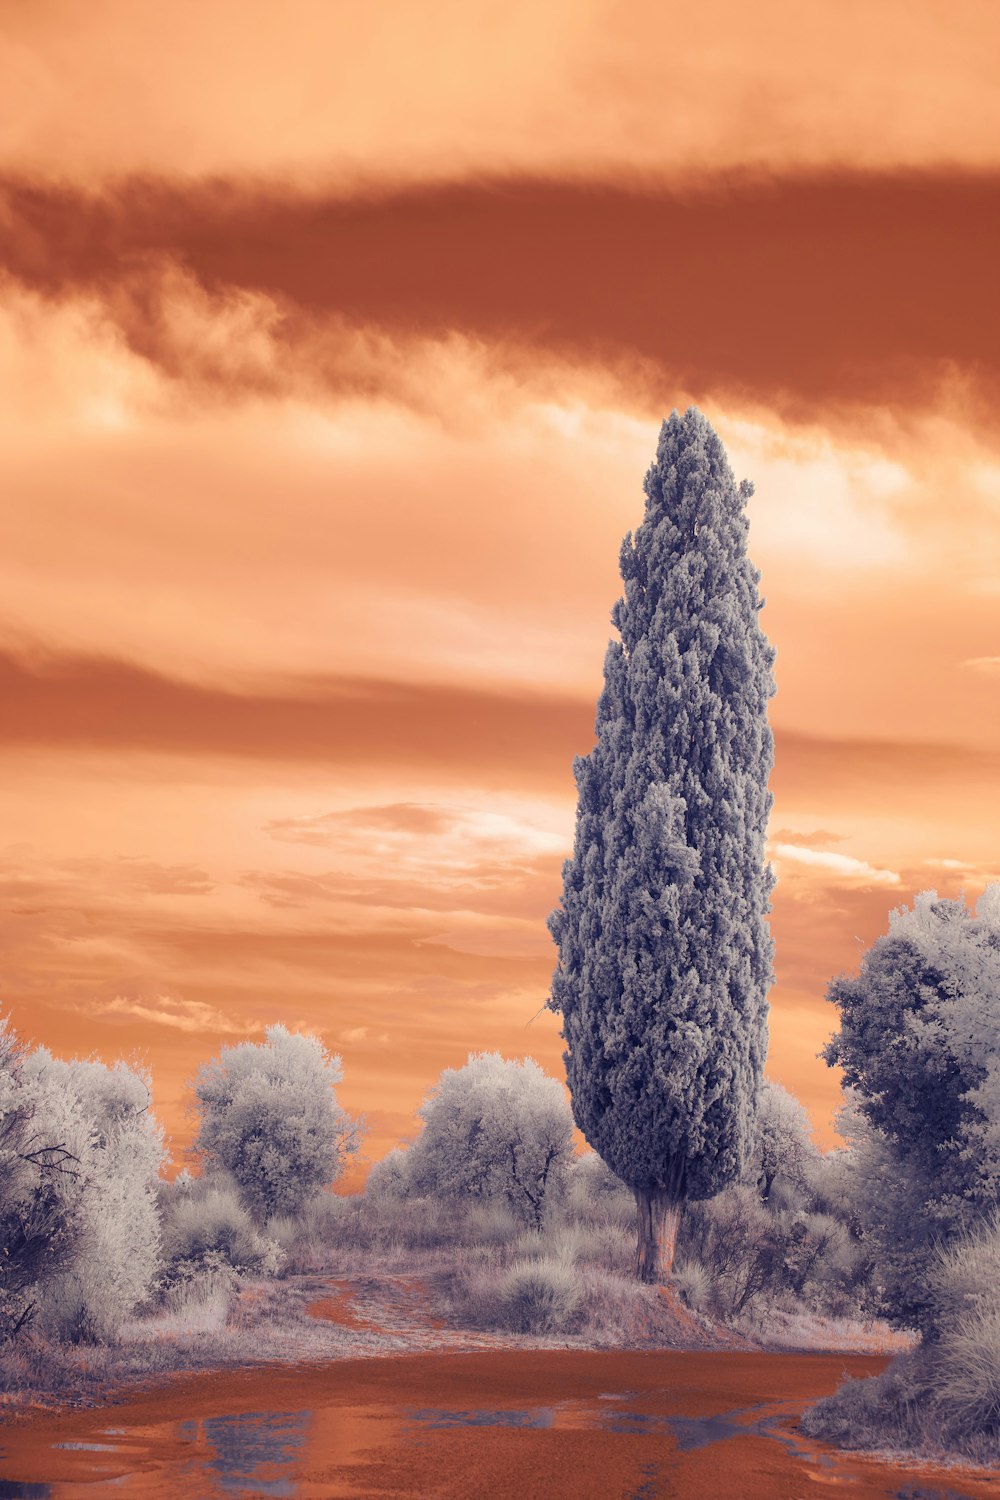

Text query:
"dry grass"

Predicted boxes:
[[0, 1277, 365, 1410], [805, 1219, 1000, 1466]]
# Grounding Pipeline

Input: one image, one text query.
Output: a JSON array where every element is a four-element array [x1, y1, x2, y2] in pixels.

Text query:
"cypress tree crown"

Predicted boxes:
[[548, 408, 776, 1200]]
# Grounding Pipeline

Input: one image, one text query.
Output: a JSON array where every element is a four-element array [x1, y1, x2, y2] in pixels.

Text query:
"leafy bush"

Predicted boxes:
[[23, 1050, 166, 1343], [160, 1175, 284, 1285], [806, 1211, 1000, 1460], [495, 1257, 581, 1332], [0, 1017, 74, 1340], [404, 1053, 574, 1229], [194, 1026, 360, 1222]]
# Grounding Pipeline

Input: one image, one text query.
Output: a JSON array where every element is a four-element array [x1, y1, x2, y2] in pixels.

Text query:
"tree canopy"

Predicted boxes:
[[548, 408, 776, 1278]]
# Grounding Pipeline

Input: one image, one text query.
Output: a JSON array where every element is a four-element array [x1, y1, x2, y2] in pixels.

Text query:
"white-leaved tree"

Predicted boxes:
[[193, 1025, 360, 1223], [752, 1080, 817, 1204], [0, 1016, 76, 1340], [825, 884, 1000, 1331], [22, 1048, 166, 1342], [404, 1053, 575, 1229], [548, 409, 776, 1281]]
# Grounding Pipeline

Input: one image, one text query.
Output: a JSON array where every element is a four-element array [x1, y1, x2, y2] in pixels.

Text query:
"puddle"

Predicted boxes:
[[177, 1409, 312, 1496], [406, 1406, 556, 1430], [406, 1399, 762, 1447], [405, 1397, 835, 1465], [895, 1490, 974, 1500], [0, 1486, 52, 1499]]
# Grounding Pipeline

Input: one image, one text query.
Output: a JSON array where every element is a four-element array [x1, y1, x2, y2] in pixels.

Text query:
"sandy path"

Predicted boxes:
[[2, 1349, 999, 1499]]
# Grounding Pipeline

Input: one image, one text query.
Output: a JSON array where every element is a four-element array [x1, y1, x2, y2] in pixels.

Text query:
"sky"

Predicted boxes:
[[1, 0, 998, 1181]]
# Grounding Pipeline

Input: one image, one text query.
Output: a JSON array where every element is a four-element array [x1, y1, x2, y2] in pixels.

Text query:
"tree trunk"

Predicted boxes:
[[634, 1156, 686, 1283], [634, 1184, 684, 1283]]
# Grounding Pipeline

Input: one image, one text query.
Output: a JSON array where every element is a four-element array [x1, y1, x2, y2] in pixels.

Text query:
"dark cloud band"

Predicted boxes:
[[3, 170, 999, 424]]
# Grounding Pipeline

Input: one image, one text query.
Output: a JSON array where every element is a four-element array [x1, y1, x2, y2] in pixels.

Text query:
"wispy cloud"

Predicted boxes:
[[769, 828, 848, 850], [771, 843, 900, 886], [98, 994, 262, 1035]]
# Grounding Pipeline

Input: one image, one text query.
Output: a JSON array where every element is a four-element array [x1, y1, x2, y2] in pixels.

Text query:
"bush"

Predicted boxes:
[[462, 1255, 581, 1334], [194, 1026, 360, 1223], [24, 1051, 165, 1343], [267, 1194, 349, 1273], [680, 1186, 781, 1319], [160, 1176, 284, 1285], [674, 1259, 711, 1313], [806, 1219, 1000, 1462], [0, 1017, 73, 1340], [934, 1300, 1000, 1437], [405, 1053, 574, 1229], [364, 1148, 410, 1200], [496, 1257, 581, 1332]]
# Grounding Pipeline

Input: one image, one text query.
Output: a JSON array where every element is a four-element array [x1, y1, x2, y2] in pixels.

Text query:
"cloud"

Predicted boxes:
[[98, 993, 261, 1035], [100, 857, 213, 897], [2, 0, 999, 181], [963, 656, 1000, 674], [0, 644, 594, 785], [265, 803, 455, 845], [771, 842, 900, 886], [339, 1026, 369, 1044], [769, 828, 848, 850], [3, 172, 1000, 432]]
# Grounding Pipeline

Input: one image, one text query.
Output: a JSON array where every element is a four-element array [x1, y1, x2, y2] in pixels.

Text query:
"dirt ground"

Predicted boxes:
[[3, 1348, 1000, 1499]]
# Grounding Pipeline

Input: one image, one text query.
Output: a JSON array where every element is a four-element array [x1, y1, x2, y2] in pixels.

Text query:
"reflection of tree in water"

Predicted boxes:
[[178, 1409, 311, 1497]]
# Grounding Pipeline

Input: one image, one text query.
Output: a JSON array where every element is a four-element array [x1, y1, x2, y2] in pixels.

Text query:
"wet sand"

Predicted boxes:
[[2, 1350, 999, 1499]]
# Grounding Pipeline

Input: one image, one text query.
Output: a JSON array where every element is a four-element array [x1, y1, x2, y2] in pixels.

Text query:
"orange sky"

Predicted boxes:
[[1, 1, 998, 1180]]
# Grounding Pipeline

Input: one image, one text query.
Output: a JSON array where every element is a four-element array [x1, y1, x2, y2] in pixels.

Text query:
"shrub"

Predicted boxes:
[[364, 1147, 410, 1200], [0, 1017, 74, 1340], [674, 1259, 711, 1313], [23, 1050, 166, 1343], [806, 1219, 1000, 1461], [934, 1300, 1000, 1437], [405, 1053, 574, 1230], [680, 1185, 781, 1319], [478, 1255, 581, 1334], [267, 1194, 348, 1273], [194, 1026, 360, 1222], [160, 1175, 284, 1284]]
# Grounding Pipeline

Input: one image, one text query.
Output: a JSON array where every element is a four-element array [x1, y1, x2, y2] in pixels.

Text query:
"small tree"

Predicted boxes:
[[824, 885, 1000, 1331], [193, 1025, 360, 1222], [404, 1053, 574, 1229], [752, 1080, 816, 1204], [0, 1017, 76, 1340], [548, 409, 776, 1281], [20, 1047, 166, 1342]]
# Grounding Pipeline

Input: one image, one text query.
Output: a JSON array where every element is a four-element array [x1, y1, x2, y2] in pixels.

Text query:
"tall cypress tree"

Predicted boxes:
[[548, 408, 775, 1282]]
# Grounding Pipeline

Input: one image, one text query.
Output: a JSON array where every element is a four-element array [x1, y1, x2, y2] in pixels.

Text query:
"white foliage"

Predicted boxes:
[[405, 1052, 574, 1229], [753, 1080, 817, 1201], [21, 1049, 166, 1342], [194, 1024, 359, 1221], [549, 409, 775, 1206]]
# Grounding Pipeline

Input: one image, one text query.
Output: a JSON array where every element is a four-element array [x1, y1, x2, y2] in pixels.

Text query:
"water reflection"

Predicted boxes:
[[895, 1490, 974, 1500], [0, 1484, 52, 1499], [405, 1400, 761, 1448], [404, 1398, 832, 1464], [177, 1409, 311, 1497], [406, 1407, 555, 1430]]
